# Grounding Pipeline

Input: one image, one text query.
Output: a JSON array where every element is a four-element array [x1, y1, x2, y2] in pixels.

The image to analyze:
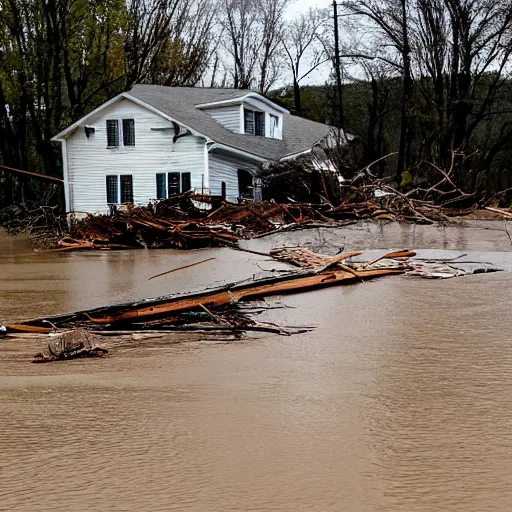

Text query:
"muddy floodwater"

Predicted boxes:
[[2, 221, 512, 511]]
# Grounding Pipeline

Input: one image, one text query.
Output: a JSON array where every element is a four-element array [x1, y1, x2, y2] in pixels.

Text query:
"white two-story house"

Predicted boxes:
[[52, 84, 334, 214]]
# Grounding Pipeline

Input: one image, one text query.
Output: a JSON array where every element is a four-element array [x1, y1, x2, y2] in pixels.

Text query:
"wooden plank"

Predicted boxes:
[[85, 267, 404, 324]]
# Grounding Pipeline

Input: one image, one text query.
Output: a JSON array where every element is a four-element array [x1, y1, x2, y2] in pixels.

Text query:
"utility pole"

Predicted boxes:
[[332, 0, 344, 131]]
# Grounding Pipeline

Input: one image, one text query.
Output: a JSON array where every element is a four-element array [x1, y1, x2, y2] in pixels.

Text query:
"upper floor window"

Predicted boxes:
[[123, 119, 135, 146], [106, 118, 135, 147], [244, 109, 265, 136], [106, 120, 119, 147]]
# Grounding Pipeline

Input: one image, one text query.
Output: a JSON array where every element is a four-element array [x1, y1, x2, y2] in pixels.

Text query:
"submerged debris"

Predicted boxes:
[[6, 249, 417, 339], [270, 247, 501, 279], [32, 330, 108, 363]]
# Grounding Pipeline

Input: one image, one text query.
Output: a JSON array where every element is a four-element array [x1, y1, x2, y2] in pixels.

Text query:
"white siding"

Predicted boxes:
[[65, 98, 206, 214], [203, 105, 240, 132], [208, 151, 258, 200]]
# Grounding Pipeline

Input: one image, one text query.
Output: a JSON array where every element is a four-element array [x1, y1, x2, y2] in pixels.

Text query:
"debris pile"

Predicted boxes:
[[257, 151, 485, 224], [327, 172, 475, 224], [41, 167, 501, 253], [54, 194, 344, 252]]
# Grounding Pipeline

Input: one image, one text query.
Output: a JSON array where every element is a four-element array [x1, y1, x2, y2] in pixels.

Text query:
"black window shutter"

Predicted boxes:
[[156, 173, 166, 199], [106, 120, 119, 147], [181, 172, 191, 193], [120, 175, 133, 203], [244, 109, 255, 135], [106, 175, 118, 203], [168, 172, 180, 196], [123, 119, 135, 146]]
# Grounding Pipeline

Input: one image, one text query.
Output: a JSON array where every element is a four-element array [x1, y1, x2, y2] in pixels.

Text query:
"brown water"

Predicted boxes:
[[2, 223, 512, 511]]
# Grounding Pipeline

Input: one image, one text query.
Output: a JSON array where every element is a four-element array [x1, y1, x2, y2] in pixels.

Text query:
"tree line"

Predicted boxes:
[[2, 0, 512, 208]]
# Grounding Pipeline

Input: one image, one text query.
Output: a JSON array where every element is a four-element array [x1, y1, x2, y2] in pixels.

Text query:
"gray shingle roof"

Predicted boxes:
[[127, 84, 333, 160]]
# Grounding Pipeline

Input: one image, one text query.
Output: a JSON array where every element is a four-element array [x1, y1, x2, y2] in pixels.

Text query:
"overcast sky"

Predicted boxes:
[[287, 0, 331, 15], [283, 0, 334, 86]]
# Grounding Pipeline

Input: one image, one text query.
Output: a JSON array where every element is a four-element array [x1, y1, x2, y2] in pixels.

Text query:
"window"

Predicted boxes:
[[255, 112, 265, 136], [238, 169, 253, 198], [106, 120, 119, 147], [156, 172, 193, 199], [270, 115, 279, 138], [156, 173, 166, 200], [181, 172, 191, 193], [244, 109, 265, 136], [168, 172, 180, 196], [106, 118, 135, 147], [120, 175, 133, 203], [106, 175, 118, 204], [244, 109, 254, 134], [106, 174, 133, 204], [123, 119, 135, 146]]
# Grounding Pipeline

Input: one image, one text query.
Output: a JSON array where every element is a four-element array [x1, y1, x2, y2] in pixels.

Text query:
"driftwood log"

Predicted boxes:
[[7, 250, 412, 334]]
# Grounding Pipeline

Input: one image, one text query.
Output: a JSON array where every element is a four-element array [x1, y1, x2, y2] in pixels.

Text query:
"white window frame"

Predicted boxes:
[[106, 174, 134, 205]]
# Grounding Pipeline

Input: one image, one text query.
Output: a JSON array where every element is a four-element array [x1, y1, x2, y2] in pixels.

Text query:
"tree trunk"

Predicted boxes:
[[394, 0, 411, 184], [293, 78, 302, 114]]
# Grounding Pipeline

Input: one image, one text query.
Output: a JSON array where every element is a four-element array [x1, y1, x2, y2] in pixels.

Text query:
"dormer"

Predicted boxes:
[[196, 93, 288, 140]]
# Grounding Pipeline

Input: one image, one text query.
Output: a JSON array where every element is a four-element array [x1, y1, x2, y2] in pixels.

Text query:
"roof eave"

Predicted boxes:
[[279, 148, 313, 162], [208, 143, 268, 163], [196, 93, 289, 114]]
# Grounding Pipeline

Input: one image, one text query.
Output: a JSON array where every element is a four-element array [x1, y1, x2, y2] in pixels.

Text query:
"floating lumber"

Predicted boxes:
[[5, 252, 410, 332], [84, 267, 404, 325], [3, 249, 499, 339]]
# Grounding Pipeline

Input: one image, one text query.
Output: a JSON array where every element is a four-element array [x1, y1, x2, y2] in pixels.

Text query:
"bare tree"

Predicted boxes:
[[219, 0, 288, 91], [218, 0, 261, 88], [414, 0, 512, 173], [282, 7, 328, 113], [146, 0, 216, 86], [344, 0, 413, 183], [124, 0, 183, 86], [256, 0, 289, 94]]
